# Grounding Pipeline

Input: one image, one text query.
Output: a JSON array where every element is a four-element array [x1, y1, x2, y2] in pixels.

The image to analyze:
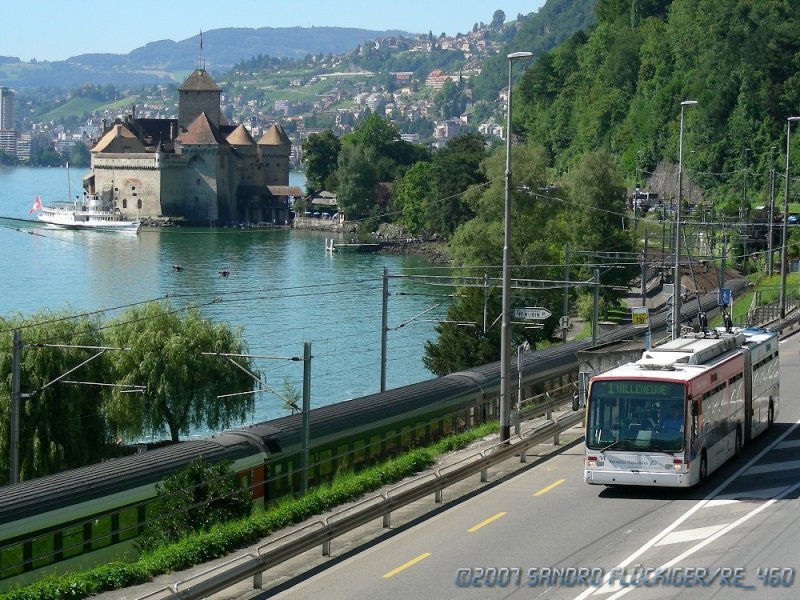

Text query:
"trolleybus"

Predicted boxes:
[[584, 328, 779, 487]]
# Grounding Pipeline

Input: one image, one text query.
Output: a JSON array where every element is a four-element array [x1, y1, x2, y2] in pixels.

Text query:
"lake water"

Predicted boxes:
[[0, 166, 451, 437]]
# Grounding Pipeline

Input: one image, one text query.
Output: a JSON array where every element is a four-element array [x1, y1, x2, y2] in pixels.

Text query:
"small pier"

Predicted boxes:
[[325, 239, 382, 253]]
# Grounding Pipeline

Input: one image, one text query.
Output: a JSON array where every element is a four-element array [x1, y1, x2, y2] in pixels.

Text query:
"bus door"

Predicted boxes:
[[742, 348, 754, 443]]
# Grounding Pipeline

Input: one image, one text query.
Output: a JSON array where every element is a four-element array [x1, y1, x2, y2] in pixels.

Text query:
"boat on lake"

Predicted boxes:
[[35, 194, 141, 233]]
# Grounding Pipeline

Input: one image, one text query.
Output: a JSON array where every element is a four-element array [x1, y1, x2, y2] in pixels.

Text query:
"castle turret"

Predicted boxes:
[[257, 124, 291, 187], [178, 69, 221, 130]]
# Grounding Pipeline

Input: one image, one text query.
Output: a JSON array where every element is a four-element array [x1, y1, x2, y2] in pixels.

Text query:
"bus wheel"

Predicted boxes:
[[699, 453, 708, 485], [734, 428, 742, 459]]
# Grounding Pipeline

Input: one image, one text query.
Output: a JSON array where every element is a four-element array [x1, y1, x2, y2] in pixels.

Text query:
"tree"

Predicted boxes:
[[392, 161, 436, 235], [301, 130, 341, 191], [104, 302, 254, 443], [491, 9, 506, 29], [0, 312, 114, 484], [563, 150, 636, 302], [433, 79, 467, 120], [69, 142, 91, 167], [426, 141, 563, 372], [137, 459, 252, 550], [426, 132, 489, 237], [424, 287, 501, 376], [335, 144, 378, 218]]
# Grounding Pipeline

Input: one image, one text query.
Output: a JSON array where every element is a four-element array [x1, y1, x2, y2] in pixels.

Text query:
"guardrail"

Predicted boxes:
[[138, 409, 584, 599], [135, 295, 796, 600]]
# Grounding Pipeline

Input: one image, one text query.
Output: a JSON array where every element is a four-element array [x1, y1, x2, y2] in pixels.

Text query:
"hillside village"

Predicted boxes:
[[1, 22, 524, 168]]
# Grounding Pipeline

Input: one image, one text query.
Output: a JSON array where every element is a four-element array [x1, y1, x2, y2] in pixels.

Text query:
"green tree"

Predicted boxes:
[[426, 132, 489, 237], [104, 302, 254, 443], [433, 79, 467, 119], [392, 161, 436, 235], [335, 144, 379, 218], [301, 130, 341, 192], [423, 287, 501, 376], [0, 312, 113, 484], [491, 9, 506, 29], [563, 149, 636, 302], [69, 142, 91, 167], [426, 141, 564, 372], [137, 459, 252, 551]]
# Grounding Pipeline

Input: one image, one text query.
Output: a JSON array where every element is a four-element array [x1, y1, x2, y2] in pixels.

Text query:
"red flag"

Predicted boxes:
[[29, 195, 42, 214]]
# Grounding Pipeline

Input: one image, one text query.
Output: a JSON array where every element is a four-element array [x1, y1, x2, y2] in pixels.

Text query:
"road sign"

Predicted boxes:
[[631, 306, 649, 328], [513, 307, 552, 321], [718, 288, 732, 306], [559, 315, 571, 329]]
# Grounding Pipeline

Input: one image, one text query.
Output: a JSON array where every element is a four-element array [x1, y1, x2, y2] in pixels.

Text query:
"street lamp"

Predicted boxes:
[[672, 100, 698, 339], [500, 50, 533, 443], [779, 116, 800, 318], [768, 145, 777, 276]]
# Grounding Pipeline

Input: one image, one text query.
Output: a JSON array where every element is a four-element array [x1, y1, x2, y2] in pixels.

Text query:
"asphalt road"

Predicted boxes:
[[267, 333, 800, 600]]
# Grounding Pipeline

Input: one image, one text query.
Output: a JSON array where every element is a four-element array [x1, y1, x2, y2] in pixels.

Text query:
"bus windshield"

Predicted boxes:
[[586, 380, 686, 453]]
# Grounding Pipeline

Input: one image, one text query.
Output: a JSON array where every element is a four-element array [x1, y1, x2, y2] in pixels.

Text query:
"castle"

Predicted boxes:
[[82, 69, 297, 225]]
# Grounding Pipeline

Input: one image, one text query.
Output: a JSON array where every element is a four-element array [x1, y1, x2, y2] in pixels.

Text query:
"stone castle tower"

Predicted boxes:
[[84, 69, 298, 226]]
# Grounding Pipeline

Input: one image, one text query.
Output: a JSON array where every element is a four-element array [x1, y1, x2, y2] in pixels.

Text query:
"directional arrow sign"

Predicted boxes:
[[513, 307, 552, 321]]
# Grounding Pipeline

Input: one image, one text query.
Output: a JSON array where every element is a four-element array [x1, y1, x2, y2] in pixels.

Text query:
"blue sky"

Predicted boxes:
[[3, 1, 546, 62]]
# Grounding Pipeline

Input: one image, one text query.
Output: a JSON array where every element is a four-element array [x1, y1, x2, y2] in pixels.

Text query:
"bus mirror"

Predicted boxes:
[[572, 393, 580, 411], [690, 400, 699, 416]]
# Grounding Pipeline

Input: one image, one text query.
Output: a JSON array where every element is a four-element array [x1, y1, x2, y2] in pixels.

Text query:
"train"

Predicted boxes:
[[0, 282, 746, 589]]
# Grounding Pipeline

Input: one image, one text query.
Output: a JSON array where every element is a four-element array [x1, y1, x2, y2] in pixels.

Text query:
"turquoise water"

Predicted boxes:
[[0, 167, 451, 436]]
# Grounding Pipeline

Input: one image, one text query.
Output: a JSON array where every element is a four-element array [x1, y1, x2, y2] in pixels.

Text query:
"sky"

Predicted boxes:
[[2, 1, 547, 63]]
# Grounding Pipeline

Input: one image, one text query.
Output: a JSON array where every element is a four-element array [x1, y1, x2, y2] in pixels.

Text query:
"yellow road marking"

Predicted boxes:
[[467, 511, 507, 533], [533, 478, 566, 496], [382, 552, 432, 578]]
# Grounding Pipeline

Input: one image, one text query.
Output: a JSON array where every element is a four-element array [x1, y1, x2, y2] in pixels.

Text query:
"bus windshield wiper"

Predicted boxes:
[[599, 439, 621, 453]]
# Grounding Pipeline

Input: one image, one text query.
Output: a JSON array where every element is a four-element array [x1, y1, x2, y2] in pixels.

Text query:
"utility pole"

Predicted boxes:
[[10, 330, 22, 485], [380, 267, 389, 392], [300, 342, 312, 494], [562, 243, 570, 343], [592, 268, 600, 345]]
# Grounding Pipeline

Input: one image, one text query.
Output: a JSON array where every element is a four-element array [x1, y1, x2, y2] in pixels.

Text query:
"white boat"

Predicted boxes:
[[37, 194, 141, 233]]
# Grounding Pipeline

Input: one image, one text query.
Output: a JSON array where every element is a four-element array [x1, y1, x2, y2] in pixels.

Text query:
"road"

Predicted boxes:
[[268, 334, 800, 600]]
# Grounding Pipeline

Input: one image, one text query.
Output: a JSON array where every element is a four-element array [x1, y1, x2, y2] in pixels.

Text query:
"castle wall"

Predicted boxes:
[[182, 150, 219, 224], [260, 146, 290, 186], [91, 154, 163, 219]]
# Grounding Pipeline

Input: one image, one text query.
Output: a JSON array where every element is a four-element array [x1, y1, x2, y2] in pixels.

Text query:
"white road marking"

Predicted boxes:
[[714, 485, 791, 500], [703, 498, 739, 507], [775, 439, 800, 450], [573, 418, 800, 600], [743, 459, 800, 475], [654, 523, 729, 546], [604, 477, 800, 599]]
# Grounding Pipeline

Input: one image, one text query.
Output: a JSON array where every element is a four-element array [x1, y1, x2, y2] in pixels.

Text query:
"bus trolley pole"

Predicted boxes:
[[300, 342, 312, 494]]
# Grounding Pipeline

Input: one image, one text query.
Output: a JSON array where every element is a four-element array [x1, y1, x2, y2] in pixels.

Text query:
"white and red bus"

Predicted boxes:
[[584, 328, 779, 487]]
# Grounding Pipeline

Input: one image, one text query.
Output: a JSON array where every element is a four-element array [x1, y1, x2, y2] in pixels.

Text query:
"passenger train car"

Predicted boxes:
[[0, 283, 746, 588]]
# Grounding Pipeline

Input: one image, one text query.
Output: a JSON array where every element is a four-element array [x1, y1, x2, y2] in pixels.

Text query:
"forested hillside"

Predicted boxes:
[[514, 0, 800, 212]]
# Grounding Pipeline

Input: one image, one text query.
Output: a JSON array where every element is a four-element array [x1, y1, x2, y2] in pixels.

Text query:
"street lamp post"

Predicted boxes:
[[768, 145, 777, 276], [500, 50, 533, 443], [672, 100, 698, 339], [780, 116, 800, 318]]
